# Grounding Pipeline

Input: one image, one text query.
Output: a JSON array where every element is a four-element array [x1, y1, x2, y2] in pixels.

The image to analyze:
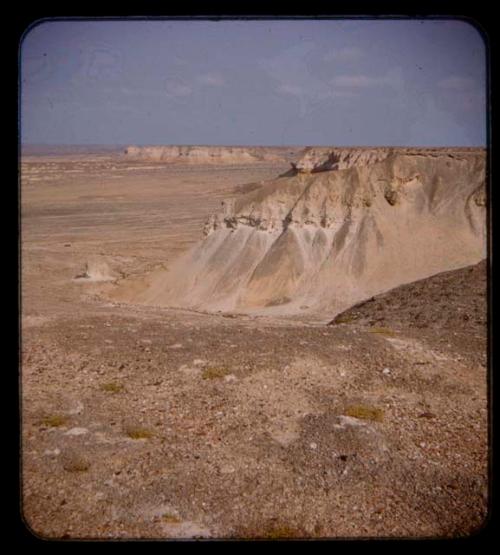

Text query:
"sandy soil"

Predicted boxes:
[[21, 152, 489, 539]]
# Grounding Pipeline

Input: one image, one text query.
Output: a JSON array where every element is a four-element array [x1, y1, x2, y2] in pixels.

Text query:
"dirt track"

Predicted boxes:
[[21, 153, 488, 539]]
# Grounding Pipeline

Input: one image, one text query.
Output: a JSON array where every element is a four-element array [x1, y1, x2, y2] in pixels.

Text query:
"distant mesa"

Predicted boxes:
[[123, 145, 293, 164], [111, 146, 487, 321]]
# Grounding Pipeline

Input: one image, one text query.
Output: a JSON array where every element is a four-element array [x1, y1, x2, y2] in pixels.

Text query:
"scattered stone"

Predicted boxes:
[[193, 359, 207, 366], [335, 415, 370, 428], [418, 412, 437, 419], [43, 448, 61, 457], [220, 464, 236, 474], [64, 427, 89, 436], [67, 401, 84, 415]]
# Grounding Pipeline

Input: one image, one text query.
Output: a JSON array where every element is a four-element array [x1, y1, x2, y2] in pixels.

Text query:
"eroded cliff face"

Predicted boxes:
[[291, 147, 391, 173], [114, 147, 487, 320], [290, 146, 484, 173]]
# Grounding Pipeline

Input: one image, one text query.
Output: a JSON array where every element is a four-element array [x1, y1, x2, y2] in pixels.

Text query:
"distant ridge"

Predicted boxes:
[[21, 144, 127, 156]]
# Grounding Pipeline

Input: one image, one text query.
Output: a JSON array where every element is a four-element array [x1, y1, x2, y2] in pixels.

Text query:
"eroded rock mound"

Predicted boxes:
[[112, 147, 487, 320], [74, 256, 119, 282]]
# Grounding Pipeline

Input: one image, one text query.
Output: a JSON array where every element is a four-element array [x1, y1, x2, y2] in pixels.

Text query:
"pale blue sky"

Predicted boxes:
[[20, 18, 487, 146]]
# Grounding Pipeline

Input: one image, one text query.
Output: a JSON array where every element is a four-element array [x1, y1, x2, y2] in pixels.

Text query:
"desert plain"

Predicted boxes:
[[20, 145, 489, 539]]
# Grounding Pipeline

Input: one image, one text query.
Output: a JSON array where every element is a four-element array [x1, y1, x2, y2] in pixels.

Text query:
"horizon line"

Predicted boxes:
[[21, 142, 488, 149]]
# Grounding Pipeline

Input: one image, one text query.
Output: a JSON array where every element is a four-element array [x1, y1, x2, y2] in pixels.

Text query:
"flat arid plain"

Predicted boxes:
[[21, 145, 489, 539]]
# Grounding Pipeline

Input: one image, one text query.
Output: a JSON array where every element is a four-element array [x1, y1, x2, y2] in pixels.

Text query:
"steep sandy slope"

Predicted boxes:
[[111, 148, 486, 320]]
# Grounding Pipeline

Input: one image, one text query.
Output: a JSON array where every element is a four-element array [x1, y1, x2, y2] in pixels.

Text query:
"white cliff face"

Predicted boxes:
[[290, 146, 484, 174], [291, 147, 392, 173], [115, 147, 487, 320], [206, 149, 486, 235]]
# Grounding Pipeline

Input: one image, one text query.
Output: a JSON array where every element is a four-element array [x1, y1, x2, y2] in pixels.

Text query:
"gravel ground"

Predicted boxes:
[[22, 277, 488, 538]]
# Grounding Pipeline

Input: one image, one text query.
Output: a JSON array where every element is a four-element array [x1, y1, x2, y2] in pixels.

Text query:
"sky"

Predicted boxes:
[[20, 19, 487, 147]]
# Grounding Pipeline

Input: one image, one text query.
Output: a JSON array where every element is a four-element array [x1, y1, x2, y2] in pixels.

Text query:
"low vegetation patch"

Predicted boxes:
[[161, 513, 182, 524], [333, 313, 357, 325], [344, 405, 384, 422], [101, 381, 124, 393], [125, 425, 154, 440], [41, 415, 68, 428], [201, 366, 231, 380], [368, 326, 396, 337], [63, 455, 90, 473]]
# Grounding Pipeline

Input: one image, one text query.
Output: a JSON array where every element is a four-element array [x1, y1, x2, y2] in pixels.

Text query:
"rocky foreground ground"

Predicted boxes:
[[22, 265, 488, 539], [21, 153, 488, 539]]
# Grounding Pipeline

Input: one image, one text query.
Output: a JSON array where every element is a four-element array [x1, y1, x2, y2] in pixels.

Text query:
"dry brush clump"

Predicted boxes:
[[332, 313, 358, 325], [160, 513, 182, 524], [100, 381, 125, 393], [40, 415, 68, 428], [124, 424, 155, 440], [201, 365, 232, 380], [344, 405, 384, 422], [368, 326, 396, 337], [62, 453, 91, 473]]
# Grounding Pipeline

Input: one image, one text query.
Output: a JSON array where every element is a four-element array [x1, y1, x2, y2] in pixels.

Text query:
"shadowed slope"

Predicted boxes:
[[329, 260, 487, 332]]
